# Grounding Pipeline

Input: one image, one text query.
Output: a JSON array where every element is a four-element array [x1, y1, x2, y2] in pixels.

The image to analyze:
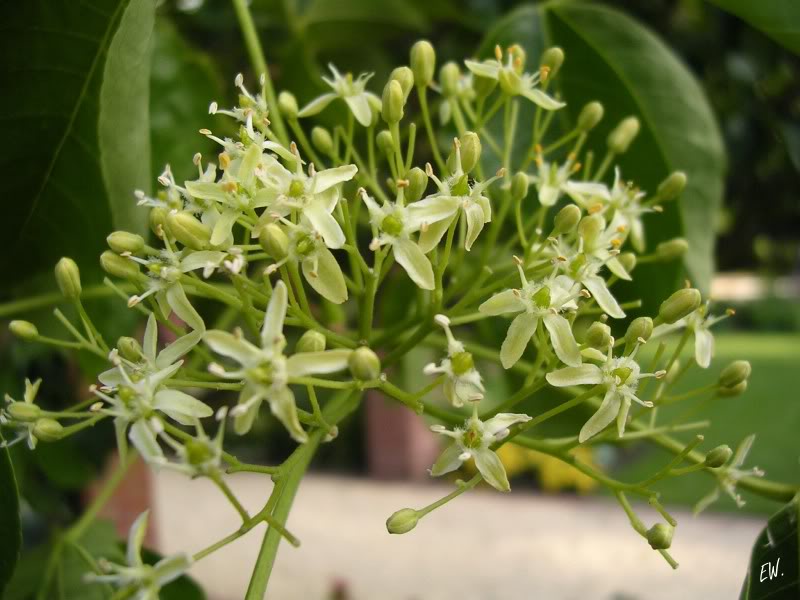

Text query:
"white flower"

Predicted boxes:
[[209, 72, 271, 134], [423, 315, 484, 407], [152, 408, 228, 477], [298, 64, 380, 127], [204, 281, 351, 441], [651, 302, 733, 368], [429, 411, 531, 492], [694, 434, 764, 514], [479, 261, 583, 369], [528, 151, 608, 208], [86, 510, 191, 599], [546, 346, 664, 442]]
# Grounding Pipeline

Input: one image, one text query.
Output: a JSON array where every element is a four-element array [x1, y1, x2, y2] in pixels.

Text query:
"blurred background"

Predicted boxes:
[[2, 0, 799, 598]]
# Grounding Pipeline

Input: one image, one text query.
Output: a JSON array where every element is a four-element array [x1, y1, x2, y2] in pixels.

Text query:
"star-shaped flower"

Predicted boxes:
[[527, 151, 608, 207], [298, 64, 380, 127], [423, 315, 484, 407], [694, 434, 764, 514], [652, 301, 733, 368]]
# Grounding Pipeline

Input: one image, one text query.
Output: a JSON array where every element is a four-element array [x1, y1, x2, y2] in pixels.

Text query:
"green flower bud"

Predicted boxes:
[[185, 439, 214, 466], [100, 250, 141, 280], [705, 444, 733, 468], [386, 508, 420, 534], [107, 231, 145, 255], [657, 171, 687, 202], [149, 206, 168, 238], [646, 523, 673, 550], [585, 322, 612, 350], [719, 360, 751, 388], [382, 80, 404, 124], [439, 61, 460, 96], [578, 214, 604, 245], [617, 252, 637, 274], [33, 418, 64, 443], [311, 126, 334, 157], [7, 401, 41, 422], [376, 130, 394, 156], [118, 336, 143, 362], [540, 46, 564, 78], [296, 330, 327, 354], [167, 211, 211, 250], [390, 66, 414, 101], [55, 257, 82, 300], [577, 101, 604, 132], [459, 132, 481, 174], [718, 380, 747, 397], [511, 172, 529, 202], [656, 238, 689, 261], [9, 320, 38, 341], [259, 224, 289, 261], [349, 347, 381, 380], [508, 45, 526, 72], [607, 116, 640, 154], [625, 317, 653, 349], [406, 167, 429, 203], [658, 288, 701, 325], [410, 40, 436, 88], [367, 94, 382, 128], [473, 64, 497, 98], [278, 91, 299, 120], [552, 204, 581, 235]]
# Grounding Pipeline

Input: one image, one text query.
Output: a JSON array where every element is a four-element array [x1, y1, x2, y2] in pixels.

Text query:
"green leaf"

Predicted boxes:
[[707, 0, 800, 54], [739, 495, 800, 599], [479, 2, 726, 308], [0, 434, 22, 596], [0, 0, 155, 288]]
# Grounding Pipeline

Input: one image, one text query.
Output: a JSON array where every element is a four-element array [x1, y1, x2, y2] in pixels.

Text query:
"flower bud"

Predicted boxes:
[[552, 204, 581, 235], [166, 211, 211, 250], [406, 167, 428, 203], [585, 322, 611, 350], [367, 94, 382, 128], [311, 126, 334, 157], [7, 402, 41, 422], [296, 330, 327, 354], [577, 101, 604, 132], [540, 47, 564, 78], [100, 250, 141, 280], [439, 61, 460, 96], [473, 64, 497, 98], [376, 130, 394, 156], [349, 347, 381, 380], [607, 116, 640, 154], [390, 66, 414, 100], [9, 320, 38, 341], [578, 214, 604, 245], [617, 252, 637, 274], [511, 172, 529, 202], [410, 40, 436, 88], [718, 381, 747, 397], [33, 418, 64, 443], [719, 360, 751, 388], [646, 523, 673, 550], [150, 206, 168, 237], [625, 317, 653, 349], [705, 444, 733, 468], [118, 336, 143, 362], [656, 238, 689, 261], [185, 439, 214, 466], [107, 231, 145, 255], [508, 45, 526, 72], [459, 132, 481, 174], [658, 288, 701, 325], [259, 224, 289, 261], [278, 91, 299, 120], [55, 257, 82, 299], [657, 171, 687, 202], [386, 508, 419, 534], [382, 80, 404, 124]]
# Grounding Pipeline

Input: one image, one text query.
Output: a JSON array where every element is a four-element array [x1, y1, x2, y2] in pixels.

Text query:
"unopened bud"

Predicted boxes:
[[578, 214, 604, 245], [577, 101, 604, 131], [118, 336, 143, 362], [508, 45, 526, 72], [10, 320, 38, 341], [511, 172, 529, 202], [718, 381, 747, 397], [410, 40, 436, 87], [382, 80, 404, 124], [107, 231, 144, 255], [617, 252, 637, 274], [390, 66, 414, 100], [349, 347, 381, 380], [278, 91, 299, 120], [585, 322, 611, 350], [311, 126, 334, 157], [459, 132, 481, 173], [540, 47, 564, 78], [150, 207, 168, 237], [185, 438, 214, 466], [296, 330, 327, 353], [33, 418, 64, 442], [656, 238, 689, 261], [407, 167, 428, 202], [657, 171, 687, 201], [259, 224, 289, 261], [705, 445, 733, 468], [646, 523, 673, 550], [166, 211, 211, 250], [55, 257, 82, 299], [100, 251, 140, 280], [439, 62, 460, 96], [719, 360, 751, 388], [658, 288, 701, 325], [386, 508, 420, 534], [376, 130, 394, 156], [553, 204, 581, 235], [625, 317, 653, 350], [7, 402, 41, 422], [607, 116, 640, 154]]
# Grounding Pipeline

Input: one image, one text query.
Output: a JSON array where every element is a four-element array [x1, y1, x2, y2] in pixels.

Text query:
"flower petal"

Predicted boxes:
[[211, 209, 240, 247], [407, 196, 460, 232], [126, 510, 149, 567], [464, 59, 500, 80], [543, 313, 581, 367], [154, 389, 213, 425], [579, 389, 621, 443], [143, 314, 158, 364], [344, 94, 373, 127], [393, 238, 434, 290], [693, 486, 720, 515], [417, 216, 453, 254], [474, 448, 510, 492], [233, 384, 263, 435], [156, 330, 203, 369], [269, 386, 307, 443], [616, 395, 632, 437], [205, 330, 262, 366], [180, 251, 225, 274], [129, 420, 163, 463], [463, 202, 486, 250], [538, 183, 560, 207], [429, 442, 464, 477], [732, 434, 756, 469], [583, 275, 625, 319], [302, 246, 348, 304], [166, 283, 205, 331], [312, 164, 358, 194], [564, 181, 610, 205], [153, 553, 192, 586], [298, 92, 337, 118], [184, 181, 226, 202], [262, 281, 288, 349], [694, 327, 714, 369], [546, 364, 603, 387], [305, 204, 346, 249], [479, 289, 526, 316], [483, 413, 532, 436], [286, 349, 351, 377], [500, 313, 538, 369], [522, 88, 566, 110]]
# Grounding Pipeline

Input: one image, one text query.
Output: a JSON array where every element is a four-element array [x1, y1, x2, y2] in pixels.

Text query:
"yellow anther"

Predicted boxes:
[[495, 45, 503, 61], [540, 66, 551, 81]]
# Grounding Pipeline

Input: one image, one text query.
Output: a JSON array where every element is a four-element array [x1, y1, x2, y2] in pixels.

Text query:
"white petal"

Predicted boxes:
[[407, 196, 460, 232], [583, 275, 625, 319], [616, 395, 632, 437], [546, 364, 603, 387], [205, 330, 262, 366], [262, 281, 288, 349], [606, 256, 632, 281], [305, 204, 346, 249], [154, 389, 213, 425], [156, 330, 203, 369], [233, 385, 263, 435], [483, 413, 531, 436], [464, 59, 500, 80], [479, 289, 526, 316], [180, 251, 225, 274], [474, 448, 510, 492], [344, 94, 373, 127], [313, 164, 358, 194], [417, 216, 453, 254], [129, 420, 163, 463], [464, 203, 486, 250], [143, 314, 158, 364], [693, 486, 720, 515], [127, 510, 149, 567], [298, 92, 337, 118], [579, 390, 621, 443], [538, 183, 560, 207], [286, 349, 351, 377], [500, 313, 538, 369], [564, 181, 610, 204], [543, 313, 581, 367], [302, 247, 348, 304], [393, 238, 434, 290], [732, 434, 756, 468], [211, 209, 240, 247], [522, 88, 566, 110], [153, 553, 192, 586], [269, 386, 307, 443], [430, 442, 464, 476], [185, 181, 226, 202], [166, 284, 205, 331], [694, 328, 714, 369], [237, 142, 262, 188]]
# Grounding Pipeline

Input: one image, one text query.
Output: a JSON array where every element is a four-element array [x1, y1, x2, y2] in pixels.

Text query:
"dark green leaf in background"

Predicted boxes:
[[708, 0, 800, 54], [0, 434, 22, 596]]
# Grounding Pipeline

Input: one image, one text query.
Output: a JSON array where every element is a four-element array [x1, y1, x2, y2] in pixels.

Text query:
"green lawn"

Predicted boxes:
[[616, 333, 800, 515]]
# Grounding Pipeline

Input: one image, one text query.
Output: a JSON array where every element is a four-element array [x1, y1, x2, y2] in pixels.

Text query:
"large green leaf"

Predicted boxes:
[[479, 1, 726, 308], [707, 0, 800, 54], [0, 434, 21, 596], [740, 495, 799, 599], [0, 0, 155, 288]]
